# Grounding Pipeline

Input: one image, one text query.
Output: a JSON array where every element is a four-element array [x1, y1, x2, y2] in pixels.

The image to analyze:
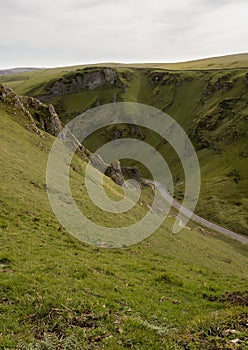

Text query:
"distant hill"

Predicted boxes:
[[127, 52, 248, 69], [1, 52, 248, 77], [0, 67, 41, 75]]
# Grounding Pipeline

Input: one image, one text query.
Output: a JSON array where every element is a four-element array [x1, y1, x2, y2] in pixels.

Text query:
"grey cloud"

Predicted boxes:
[[201, 0, 246, 4], [70, 0, 125, 10], [0, 0, 248, 68], [198, 0, 247, 10]]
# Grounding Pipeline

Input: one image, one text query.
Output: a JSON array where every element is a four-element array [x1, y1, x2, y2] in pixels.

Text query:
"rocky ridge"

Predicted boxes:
[[0, 84, 146, 188], [0, 84, 62, 136], [38, 67, 124, 102]]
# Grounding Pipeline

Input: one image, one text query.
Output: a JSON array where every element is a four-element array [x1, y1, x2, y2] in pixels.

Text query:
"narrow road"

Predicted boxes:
[[155, 182, 248, 245]]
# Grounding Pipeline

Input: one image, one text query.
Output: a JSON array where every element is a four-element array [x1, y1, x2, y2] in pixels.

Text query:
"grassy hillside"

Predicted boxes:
[[128, 53, 248, 70], [0, 93, 248, 348], [1, 53, 248, 94], [2, 56, 247, 235]]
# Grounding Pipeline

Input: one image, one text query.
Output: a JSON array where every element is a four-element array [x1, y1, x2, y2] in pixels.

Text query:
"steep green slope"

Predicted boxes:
[[137, 69, 248, 235], [1, 56, 248, 235], [0, 97, 248, 348]]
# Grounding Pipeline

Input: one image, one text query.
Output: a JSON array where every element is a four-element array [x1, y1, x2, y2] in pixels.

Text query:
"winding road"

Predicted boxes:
[[154, 182, 248, 245]]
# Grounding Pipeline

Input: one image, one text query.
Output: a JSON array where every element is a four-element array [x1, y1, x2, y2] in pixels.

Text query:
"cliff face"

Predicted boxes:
[[39, 68, 123, 101], [21, 96, 62, 136], [0, 84, 43, 136], [0, 84, 62, 136]]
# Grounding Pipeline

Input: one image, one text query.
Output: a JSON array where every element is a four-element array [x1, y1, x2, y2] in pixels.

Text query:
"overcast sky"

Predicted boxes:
[[0, 0, 247, 68]]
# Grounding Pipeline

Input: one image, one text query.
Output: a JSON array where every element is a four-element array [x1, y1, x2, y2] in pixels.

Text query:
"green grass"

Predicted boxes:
[[46, 67, 248, 235], [0, 97, 248, 348], [1, 60, 248, 235], [127, 52, 248, 70], [49, 86, 123, 124], [4, 62, 248, 235], [1, 52, 247, 94]]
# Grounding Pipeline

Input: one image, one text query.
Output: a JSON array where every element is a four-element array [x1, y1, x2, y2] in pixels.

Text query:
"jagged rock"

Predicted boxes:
[[105, 124, 145, 141], [150, 71, 193, 87], [58, 126, 91, 162], [21, 96, 62, 136], [87, 153, 147, 187], [151, 71, 181, 86], [205, 76, 234, 95], [38, 68, 123, 101], [0, 84, 63, 137], [89, 153, 108, 173], [58, 131, 141, 187], [48, 105, 63, 136], [105, 160, 125, 186], [0, 84, 43, 136], [0, 84, 28, 113], [122, 166, 148, 186]]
